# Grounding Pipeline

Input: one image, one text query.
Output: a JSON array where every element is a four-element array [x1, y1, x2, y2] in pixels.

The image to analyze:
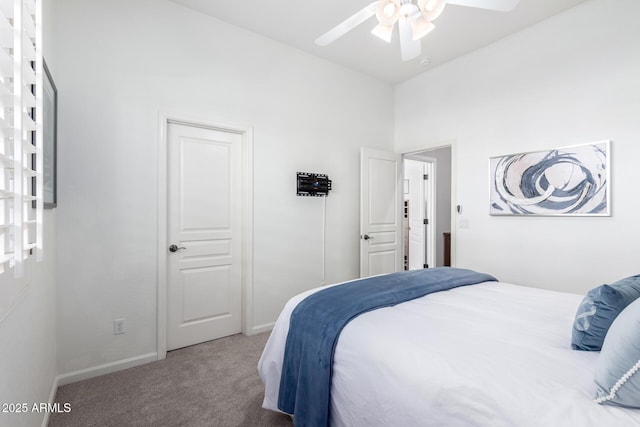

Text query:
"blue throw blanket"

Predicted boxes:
[[277, 267, 497, 427]]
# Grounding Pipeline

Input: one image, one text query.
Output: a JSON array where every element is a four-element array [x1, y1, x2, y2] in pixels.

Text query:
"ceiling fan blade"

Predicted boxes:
[[398, 16, 421, 61], [315, 2, 379, 46], [445, 0, 519, 12]]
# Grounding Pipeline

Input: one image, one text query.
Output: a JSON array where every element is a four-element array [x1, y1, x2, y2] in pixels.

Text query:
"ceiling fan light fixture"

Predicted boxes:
[[375, 0, 401, 26], [399, 2, 419, 17], [418, 0, 446, 22], [383, 3, 397, 17], [371, 22, 395, 43], [411, 17, 435, 40], [425, 0, 439, 11]]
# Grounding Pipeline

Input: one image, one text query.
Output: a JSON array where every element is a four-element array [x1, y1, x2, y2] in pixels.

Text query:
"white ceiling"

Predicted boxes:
[[169, 0, 586, 84]]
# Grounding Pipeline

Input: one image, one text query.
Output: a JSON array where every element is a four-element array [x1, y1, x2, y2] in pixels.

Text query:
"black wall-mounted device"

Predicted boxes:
[[296, 172, 332, 197]]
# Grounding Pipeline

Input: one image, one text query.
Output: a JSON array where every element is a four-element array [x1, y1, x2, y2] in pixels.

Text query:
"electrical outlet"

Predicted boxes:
[[113, 318, 126, 335]]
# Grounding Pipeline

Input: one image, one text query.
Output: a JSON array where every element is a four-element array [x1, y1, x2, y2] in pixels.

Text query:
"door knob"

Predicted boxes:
[[362, 234, 373, 240], [169, 244, 186, 252]]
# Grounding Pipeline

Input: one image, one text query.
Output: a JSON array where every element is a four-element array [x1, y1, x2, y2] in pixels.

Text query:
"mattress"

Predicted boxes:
[[258, 280, 640, 426]]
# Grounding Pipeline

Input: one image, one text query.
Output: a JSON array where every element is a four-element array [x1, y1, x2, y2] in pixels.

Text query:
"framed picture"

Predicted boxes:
[[43, 59, 57, 208], [489, 141, 610, 216]]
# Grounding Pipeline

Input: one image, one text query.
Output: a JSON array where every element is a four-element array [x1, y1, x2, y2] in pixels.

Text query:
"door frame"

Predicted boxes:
[[157, 111, 254, 360], [403, 156, 436, 269], [401, 142, 456, 268]]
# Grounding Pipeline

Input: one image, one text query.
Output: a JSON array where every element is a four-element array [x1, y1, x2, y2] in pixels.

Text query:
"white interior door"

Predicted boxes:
[[360, 148, 402, 277], [167, 122, 243, 351], [424, 160, 435, 269], [405, 159, 425, 269]]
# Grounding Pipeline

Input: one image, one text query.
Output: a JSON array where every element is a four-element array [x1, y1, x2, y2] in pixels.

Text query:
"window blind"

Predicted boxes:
[[0, 0, 42, 277]]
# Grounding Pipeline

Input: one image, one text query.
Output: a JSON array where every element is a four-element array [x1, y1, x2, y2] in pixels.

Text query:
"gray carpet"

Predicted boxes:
[[48, 333, 293, 427]]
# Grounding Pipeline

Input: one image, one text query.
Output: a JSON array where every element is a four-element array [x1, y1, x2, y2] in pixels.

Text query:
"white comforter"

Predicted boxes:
[[258, 281, 640, 427]]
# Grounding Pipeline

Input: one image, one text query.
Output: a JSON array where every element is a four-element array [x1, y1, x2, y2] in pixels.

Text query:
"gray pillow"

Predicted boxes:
[[572, 274, 640, 351], [594, 297, 640, 408]]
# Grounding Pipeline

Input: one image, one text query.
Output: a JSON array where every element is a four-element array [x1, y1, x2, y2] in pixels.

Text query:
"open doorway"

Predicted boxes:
[[403, 146, 452, 270]]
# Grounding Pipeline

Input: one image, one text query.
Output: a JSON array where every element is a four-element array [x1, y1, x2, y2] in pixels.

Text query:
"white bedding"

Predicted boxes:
[[258, 281, 640, 426]]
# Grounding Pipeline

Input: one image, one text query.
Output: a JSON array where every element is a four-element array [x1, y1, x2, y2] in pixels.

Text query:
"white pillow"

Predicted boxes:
[[594, 297, 640, 407]]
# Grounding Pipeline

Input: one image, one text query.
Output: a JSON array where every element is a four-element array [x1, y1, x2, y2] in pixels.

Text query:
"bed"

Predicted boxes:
[[258, 268, 640, 427]]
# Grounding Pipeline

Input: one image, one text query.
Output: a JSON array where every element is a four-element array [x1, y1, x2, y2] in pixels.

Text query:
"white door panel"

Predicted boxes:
[[167, 123, 242, 351], [368, 231, 397, 245], [406, 159, 426, 269], [181, 266, 232, 323], [180, 141, 231, 229], [368, 160, 398, 225], [360, 148, 402, 277], [368, 251, 397, 276]]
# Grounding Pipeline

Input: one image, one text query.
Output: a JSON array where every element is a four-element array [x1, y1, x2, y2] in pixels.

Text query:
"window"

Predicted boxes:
[[0, 0, 42, 277]]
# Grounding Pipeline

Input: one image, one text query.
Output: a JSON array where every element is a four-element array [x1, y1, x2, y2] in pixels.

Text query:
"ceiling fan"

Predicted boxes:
[[315, 0, 520, 61]]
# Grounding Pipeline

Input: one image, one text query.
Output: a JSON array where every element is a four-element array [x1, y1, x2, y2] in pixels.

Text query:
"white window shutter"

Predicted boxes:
[[34, 0, 43, 262], [0, 0, 42, 277]]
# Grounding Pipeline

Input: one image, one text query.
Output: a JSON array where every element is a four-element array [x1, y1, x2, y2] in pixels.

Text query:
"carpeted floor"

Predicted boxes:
[[48, 333, 292, 427]]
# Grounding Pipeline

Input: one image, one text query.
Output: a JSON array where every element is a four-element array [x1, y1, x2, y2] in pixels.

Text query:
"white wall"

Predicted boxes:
[[395, 0, 640, 294], [0, 2, 58, 426], [0, 218, 57, 427], [52, 0, 394, 376]]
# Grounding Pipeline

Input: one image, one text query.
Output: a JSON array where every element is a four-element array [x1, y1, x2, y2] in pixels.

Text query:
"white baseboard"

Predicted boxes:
[[55, 352, 158, 387], [41, 375, 60, 427], [249, 322, 275, 336]]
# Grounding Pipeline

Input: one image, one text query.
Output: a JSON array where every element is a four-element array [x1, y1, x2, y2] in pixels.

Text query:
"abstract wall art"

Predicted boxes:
[[490, 141, 610, 216]]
